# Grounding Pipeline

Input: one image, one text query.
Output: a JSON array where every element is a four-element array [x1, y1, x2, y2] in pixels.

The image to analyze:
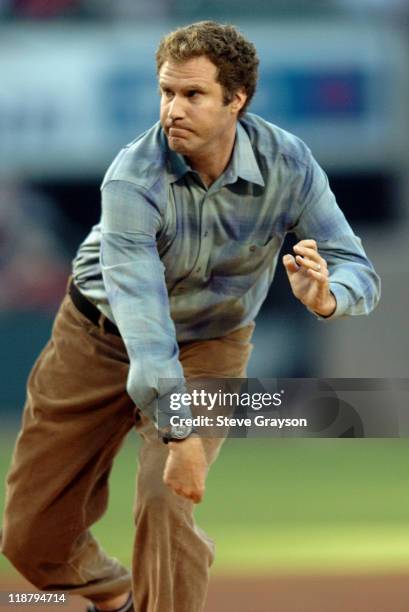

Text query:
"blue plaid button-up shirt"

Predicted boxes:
[[72, 113, 380, 427]]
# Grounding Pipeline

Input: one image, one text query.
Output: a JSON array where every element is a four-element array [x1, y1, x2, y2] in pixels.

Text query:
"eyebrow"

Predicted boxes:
[[159, 82, 206, 91]]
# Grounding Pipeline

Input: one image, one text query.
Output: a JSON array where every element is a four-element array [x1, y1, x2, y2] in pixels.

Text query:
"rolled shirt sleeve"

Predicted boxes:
[[292, 152, 381, 320], [100, 179, 190, 429]]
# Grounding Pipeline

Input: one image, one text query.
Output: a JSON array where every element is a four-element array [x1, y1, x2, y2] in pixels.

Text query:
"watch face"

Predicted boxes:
[[171, 424, 192, 439]]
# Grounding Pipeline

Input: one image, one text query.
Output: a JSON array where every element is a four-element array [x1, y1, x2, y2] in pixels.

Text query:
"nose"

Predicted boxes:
[[167, 95, 186, 124]]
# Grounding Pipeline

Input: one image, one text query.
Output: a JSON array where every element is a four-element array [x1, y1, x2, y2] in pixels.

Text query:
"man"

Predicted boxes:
[[1, 21, 380, 612]]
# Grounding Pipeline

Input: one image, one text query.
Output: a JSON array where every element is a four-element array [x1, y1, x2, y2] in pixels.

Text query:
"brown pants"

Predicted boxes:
[[0, 291, 254, 612]]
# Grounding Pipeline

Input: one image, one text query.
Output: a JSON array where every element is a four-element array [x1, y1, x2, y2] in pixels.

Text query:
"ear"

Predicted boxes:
[[230, 88, 247, 115]]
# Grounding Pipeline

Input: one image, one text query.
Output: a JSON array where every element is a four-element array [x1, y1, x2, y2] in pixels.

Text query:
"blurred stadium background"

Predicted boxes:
[[0, 1, 408, 609]]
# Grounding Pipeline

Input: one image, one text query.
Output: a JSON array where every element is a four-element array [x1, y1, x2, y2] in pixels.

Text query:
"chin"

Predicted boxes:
[[168, 138, 190, 154]]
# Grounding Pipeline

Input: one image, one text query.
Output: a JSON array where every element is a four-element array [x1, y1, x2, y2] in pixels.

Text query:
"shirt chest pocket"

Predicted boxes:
[[213, 233, 281, 277]]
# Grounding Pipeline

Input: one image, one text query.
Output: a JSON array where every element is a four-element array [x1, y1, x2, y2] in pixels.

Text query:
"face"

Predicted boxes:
[[159, 55, 246, 160]]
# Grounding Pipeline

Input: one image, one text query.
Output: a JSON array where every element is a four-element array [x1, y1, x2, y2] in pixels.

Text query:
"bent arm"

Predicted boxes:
[[292, 155, 381, 320]]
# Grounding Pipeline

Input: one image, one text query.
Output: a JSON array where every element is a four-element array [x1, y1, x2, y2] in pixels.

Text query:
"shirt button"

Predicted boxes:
[[203, 231, 209, 237], [249, 245, 257, 253], [196, 267, 202, 272]]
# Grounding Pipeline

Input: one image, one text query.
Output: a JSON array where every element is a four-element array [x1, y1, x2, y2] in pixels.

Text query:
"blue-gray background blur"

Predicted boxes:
[[0, 0, 408, 415]]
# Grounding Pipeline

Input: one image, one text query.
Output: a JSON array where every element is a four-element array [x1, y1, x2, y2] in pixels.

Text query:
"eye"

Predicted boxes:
[[187, 90, 199, 98], [161, 89, 174, 99]]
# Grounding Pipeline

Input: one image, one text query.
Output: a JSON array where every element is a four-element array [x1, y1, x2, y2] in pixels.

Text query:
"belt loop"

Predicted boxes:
[[98, 313, 107, 334], [66, 274, 73, 293]]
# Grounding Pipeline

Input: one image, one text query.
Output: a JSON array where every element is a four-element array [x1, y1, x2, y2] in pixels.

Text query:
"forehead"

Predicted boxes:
[[158, 56, 219, 87]]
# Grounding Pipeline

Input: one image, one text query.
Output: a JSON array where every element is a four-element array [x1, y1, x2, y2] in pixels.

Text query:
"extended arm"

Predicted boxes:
[[101, 179, 188, 426], [101, 179, 206, 502]]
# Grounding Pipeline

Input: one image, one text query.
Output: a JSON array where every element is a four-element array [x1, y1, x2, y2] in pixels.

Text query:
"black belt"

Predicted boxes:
[[69, 281, 121, 337]]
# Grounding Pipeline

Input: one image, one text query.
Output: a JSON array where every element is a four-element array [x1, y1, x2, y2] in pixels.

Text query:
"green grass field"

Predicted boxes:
[[1, 428, 409, 577]]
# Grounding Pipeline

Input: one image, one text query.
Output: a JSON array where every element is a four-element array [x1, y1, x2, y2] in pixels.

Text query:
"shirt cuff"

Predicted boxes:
[[153, 383, 194, 431], [310, 282, 351, 321]]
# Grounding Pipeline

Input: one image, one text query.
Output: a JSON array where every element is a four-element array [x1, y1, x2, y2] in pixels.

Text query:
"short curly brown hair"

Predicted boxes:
[[156, 21, 259, 116]]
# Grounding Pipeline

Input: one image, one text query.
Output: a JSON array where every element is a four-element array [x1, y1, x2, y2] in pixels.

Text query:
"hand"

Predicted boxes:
[[163, 435, 208, 504], [282, 239, 336, 317]]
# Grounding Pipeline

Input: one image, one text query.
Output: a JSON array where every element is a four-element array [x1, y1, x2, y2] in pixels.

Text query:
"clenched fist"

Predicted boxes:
[[163, 435, 208, 504]]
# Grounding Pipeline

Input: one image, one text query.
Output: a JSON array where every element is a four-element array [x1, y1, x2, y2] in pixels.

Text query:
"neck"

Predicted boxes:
[[187, 127, 237, 187]]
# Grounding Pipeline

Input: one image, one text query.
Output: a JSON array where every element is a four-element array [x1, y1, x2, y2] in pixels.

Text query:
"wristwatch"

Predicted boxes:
[[162, 423, 195, 444]]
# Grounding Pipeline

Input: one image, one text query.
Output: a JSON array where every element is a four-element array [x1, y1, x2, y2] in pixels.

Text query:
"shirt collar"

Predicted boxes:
[[225, 121, 265, 187], [165, 129, 191, 183], [165, 120, 265, 187], [167, 151, 190, 183]]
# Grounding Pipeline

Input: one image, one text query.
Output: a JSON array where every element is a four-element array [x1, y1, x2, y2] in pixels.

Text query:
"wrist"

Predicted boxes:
[[168, 432, 200, 448], [161, 424, 198, 444], [313, 291, 337, 317]]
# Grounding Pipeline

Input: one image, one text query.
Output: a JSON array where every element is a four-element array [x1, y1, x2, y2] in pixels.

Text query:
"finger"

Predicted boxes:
[[293, 244, 325, 264], [294, 248, 327, 273], [294, 239, 318, 251], [163, 476, 178, 492], [167, 482, 187, 499], [164, 478, 204, 504], [282, 254, 300, 274], [295, 255, 328, 274], [179, 488, 203, 504], [191, 488, 204, 504], [306, 268, 329, 283]]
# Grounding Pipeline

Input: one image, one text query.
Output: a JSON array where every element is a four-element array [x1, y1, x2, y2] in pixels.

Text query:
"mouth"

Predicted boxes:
[[168, 126, 192, 138]]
